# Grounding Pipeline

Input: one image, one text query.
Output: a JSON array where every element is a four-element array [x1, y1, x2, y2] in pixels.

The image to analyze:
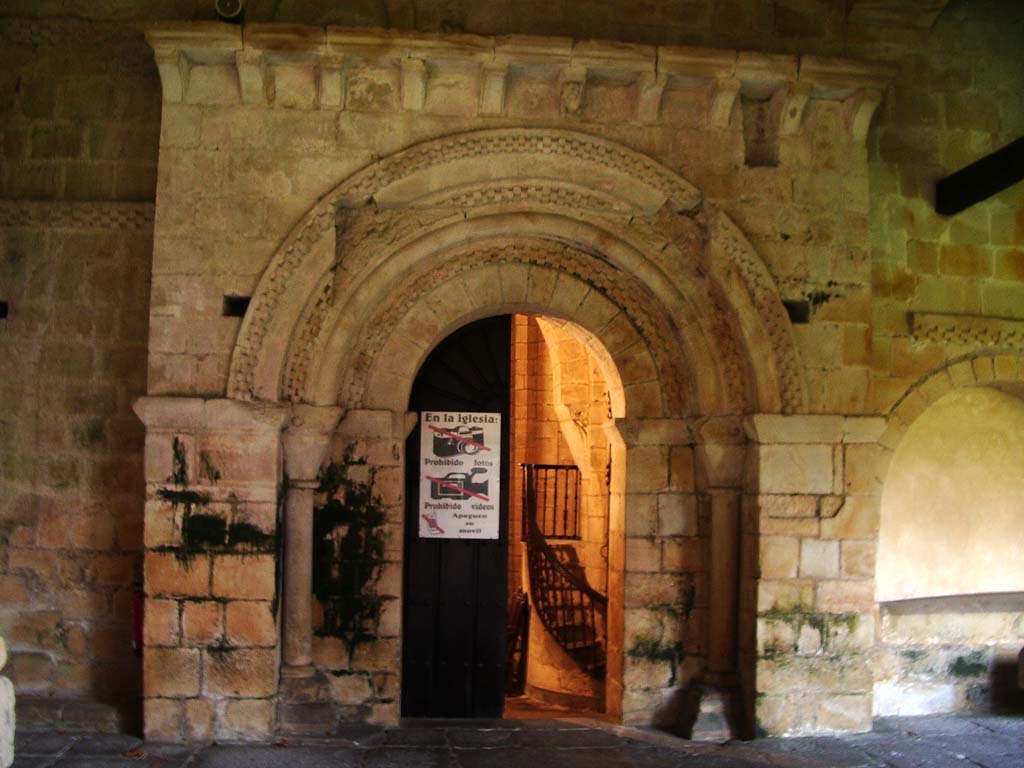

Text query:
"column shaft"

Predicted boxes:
[[282, 483, 315, 672]]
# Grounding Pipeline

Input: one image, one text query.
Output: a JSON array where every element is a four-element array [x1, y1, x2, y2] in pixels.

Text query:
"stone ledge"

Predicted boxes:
[[745, 415, 844, 444], [145, 22, 894, 131], [15, 696, 138, 734], [133, 396, 290, 433]]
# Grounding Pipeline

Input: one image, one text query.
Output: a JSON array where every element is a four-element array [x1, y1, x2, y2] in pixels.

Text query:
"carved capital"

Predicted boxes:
[[282, 405, 343, 483]]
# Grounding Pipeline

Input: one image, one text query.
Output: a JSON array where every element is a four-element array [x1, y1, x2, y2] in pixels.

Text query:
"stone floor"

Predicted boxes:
[[10, 714, 1024, 768]]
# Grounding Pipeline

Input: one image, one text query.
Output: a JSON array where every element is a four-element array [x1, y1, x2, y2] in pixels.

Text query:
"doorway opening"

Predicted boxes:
[[401, 314, 625, 720]]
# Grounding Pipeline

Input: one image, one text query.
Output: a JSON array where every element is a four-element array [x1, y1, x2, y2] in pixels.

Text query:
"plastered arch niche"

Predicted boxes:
[[877, 386, 1024, 602]]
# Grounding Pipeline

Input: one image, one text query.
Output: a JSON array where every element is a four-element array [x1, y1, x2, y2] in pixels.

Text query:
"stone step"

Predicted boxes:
[[278, 702, 339, 737], [16, 697, 136, 734]]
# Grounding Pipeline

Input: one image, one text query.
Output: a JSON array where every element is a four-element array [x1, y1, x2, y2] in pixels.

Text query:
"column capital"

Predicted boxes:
[[282, 404, 343, 483]]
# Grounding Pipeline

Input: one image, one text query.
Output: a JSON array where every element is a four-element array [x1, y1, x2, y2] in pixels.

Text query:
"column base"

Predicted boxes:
[[281, 663, 317, 679]]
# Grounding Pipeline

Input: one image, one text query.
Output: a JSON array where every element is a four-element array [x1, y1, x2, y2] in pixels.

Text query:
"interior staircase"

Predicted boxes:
[[521, 464, 607, 680]]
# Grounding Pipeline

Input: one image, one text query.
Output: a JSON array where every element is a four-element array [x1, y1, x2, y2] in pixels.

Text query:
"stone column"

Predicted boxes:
[[280, 405, 342, 677]]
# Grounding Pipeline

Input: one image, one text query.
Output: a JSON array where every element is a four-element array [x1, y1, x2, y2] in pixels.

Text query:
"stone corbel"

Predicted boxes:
[[560, 65, 587, 116], [637, 71, 667, 123], [479, 62, 508, 116], [401, 58, 427, 112], [319, 54, 346, 109], [778, 82, 812, 136], [709, 78, 741, 128], [844, 88, 884, 145], [236, 49, 269, 105], [153, 50, 191, 103]]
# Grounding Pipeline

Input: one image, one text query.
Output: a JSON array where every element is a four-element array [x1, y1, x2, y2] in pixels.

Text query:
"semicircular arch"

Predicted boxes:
[[226, 128, 805, 417]]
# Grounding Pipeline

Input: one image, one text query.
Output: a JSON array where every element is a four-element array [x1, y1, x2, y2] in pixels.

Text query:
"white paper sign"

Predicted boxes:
[[419, 411, 501, 539]]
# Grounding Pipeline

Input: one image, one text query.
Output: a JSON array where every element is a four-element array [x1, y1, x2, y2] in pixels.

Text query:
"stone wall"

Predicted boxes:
[[745, 414, 884, 735], [0, 17, 160, 726], [860, 1, 1024, 415]]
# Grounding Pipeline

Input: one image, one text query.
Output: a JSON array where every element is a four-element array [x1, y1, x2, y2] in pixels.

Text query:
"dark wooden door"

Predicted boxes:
[[402, 315, 511, 718]]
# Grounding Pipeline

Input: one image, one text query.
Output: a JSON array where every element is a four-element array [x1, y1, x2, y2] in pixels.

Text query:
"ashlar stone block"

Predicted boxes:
[[760, 536, 800, 579], [219, 698, 274, 740], [799, 539, 840, 579], [144, 648, 200, 698], [756, 445, 834, 495], [225, 601, 276, 647], [212, 554, 276, 600], [204, 648, 277, 698], [145, 553, 210, 598]]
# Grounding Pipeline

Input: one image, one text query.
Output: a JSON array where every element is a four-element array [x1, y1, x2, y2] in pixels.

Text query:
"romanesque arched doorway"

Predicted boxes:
[[138, 127, 802, 740]]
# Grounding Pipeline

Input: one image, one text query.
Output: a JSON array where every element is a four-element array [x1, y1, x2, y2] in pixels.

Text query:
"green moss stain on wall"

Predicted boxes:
[[758, 604, 860, 659], [155, 436, 276, 568], [313, 445, 390, 662]]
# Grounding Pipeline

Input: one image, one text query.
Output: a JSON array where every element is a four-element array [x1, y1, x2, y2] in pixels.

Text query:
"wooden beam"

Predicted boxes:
[[935, 137, 1024, 216]]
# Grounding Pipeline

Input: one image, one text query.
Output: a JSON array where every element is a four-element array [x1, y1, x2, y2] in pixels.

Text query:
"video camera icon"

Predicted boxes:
[[427, 467, 490, 501]]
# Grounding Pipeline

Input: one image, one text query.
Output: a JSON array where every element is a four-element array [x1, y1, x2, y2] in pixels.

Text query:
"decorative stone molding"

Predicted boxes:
[[223, 127, 806, 419], [1, 18, 133, 47], [910, 311, 1024, 352], [0, 200, 154, 231], [145, 23, 893, 137], [325, 240, 691, 415]]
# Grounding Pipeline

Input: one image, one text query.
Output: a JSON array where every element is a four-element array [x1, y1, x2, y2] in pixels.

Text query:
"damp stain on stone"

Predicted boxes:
[[948, 651, 988, 677], [312, 445, 390, 663], [757, 604, 860, 659], [155, 436, 276, 568], [627, 633, 686, 685]]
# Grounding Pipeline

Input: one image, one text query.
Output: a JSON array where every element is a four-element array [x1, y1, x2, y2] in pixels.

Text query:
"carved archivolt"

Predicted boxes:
[[335, 130, 701, 211], [226, 127, 806, 417], [708, 213, 807, 414], [314, 240, 690, 414]]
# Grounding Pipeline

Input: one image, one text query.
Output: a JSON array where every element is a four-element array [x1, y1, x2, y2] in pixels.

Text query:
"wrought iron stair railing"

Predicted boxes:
[[521, 464, 607, 679]]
